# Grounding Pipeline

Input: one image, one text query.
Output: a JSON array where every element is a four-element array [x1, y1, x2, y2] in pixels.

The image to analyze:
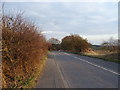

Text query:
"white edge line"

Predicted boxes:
[[64, 52, 120, 75]]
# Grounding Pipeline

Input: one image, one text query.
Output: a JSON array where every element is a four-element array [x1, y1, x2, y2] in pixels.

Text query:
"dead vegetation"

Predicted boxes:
[[82, 49, 119, 63], [2, 13, 48, 88]]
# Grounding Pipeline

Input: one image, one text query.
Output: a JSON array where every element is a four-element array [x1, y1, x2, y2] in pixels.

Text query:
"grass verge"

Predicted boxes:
[[81, 53, 120, 63], [15, 56, 47, 88], [65, 51, 120, 64]]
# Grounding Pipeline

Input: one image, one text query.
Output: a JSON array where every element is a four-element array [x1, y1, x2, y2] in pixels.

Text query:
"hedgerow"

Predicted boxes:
[[2, 13, 48, 88]]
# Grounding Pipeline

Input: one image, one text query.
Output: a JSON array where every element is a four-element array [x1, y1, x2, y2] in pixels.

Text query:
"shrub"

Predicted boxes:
[[61, 34, 90, 52], [2, 14, 48, 88]]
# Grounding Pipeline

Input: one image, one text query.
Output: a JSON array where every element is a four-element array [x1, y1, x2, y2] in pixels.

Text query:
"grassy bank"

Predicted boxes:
[[81, 53, 119, 63], [65, 50, 120, 63]]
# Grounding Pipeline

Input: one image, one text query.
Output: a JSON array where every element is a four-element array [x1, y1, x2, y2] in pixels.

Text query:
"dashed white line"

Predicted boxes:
[[64, 52, 120, 75]]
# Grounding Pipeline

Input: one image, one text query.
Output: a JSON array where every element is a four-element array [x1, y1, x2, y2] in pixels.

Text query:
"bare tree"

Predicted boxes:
[[101, 37, 118, 51]]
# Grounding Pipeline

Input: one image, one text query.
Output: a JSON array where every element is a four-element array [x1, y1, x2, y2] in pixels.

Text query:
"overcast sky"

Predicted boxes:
[[4, 1, 118, 45]]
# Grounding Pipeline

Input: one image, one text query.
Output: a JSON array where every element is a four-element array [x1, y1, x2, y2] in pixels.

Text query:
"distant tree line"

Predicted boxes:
[[48, 38, 61, 51], [48, 35, 91, 52], [48, 35, 119, 53]]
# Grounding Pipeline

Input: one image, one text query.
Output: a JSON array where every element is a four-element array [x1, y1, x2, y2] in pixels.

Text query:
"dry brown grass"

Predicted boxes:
[[2, 14, 48, 88], [82, 48, 119, 63]]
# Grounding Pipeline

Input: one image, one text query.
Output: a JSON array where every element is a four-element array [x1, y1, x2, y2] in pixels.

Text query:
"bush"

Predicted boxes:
[[2, 14, 48, 88], [61, 34, 90, 52]]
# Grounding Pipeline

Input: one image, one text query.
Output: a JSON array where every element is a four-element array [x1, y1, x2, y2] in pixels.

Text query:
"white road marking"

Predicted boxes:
[[53, 53, 70, 88], [55, 62, 70, 88], [63, 52, 120, 75]]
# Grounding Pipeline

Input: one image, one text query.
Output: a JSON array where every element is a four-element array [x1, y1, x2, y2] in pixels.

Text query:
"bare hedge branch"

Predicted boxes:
[[2, 13, 48, 88]]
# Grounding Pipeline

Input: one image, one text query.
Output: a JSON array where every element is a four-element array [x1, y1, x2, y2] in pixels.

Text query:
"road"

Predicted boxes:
[[36, 51, 119, 88]]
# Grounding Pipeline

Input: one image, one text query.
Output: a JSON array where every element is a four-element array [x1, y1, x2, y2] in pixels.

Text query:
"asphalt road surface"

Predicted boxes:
[[36, 51, 119, 88]]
